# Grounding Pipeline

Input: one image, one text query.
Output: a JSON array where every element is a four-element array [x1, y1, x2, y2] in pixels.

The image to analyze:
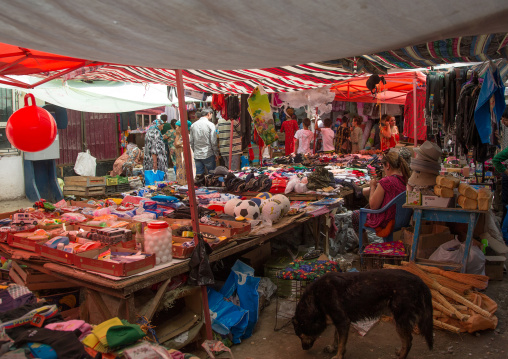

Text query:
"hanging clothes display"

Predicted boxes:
[[240, 94, 252, 149], [425, 72, 445, 136], [403, 88, 427, 141], [474, 62, 507, 144]]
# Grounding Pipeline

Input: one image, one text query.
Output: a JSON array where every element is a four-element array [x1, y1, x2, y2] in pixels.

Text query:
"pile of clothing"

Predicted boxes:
[[0, 283, 201, 359]]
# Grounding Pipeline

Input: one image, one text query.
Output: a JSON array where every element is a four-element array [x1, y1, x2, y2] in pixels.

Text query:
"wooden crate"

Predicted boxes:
[[64, 176, 106, 187], [64, 186, 105, 197], [9, 261, 76, 290]]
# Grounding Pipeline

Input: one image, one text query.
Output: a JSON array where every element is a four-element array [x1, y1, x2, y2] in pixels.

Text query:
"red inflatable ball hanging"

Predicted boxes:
[[6, 94, 57, 152]]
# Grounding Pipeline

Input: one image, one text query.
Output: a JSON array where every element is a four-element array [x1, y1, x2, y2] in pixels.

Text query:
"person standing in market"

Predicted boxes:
[[379, 114, 393, 151], [294, 118, 314, 154], [388, 115, 400, 148], [162, 117, 177, 170], [280, 114, 299, 155], [493, 108, 508, 224], [350, 116, 364, 153], [216, 115, 242, 171], [143, 119, 168, 175], [190, 108, 219, 175], [335, 116, 350, 154], [174, 120, 195, 185], [314, 118, 335, 153]]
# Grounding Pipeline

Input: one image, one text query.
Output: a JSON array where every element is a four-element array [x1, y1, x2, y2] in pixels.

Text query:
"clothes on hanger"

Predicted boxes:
[[403, 88, 427, 141]]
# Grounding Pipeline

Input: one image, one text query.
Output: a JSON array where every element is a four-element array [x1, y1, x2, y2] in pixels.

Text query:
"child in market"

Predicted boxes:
[[261, 142, 273, 165], [315, 118, 335, 153], [294, 118, 314, 154]]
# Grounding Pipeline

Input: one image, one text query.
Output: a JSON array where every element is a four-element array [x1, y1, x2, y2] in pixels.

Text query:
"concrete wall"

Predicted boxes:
[[0, 155, 25, 200]]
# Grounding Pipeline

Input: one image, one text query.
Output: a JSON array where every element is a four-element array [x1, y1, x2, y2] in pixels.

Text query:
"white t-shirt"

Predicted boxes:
[[321, 128, 335, 151], [294, 129, 314, 154], [262, 146, 271, 159]]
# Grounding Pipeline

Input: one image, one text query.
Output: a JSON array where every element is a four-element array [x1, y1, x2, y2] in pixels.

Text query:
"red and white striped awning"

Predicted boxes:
[[62, 63, 356, 94]]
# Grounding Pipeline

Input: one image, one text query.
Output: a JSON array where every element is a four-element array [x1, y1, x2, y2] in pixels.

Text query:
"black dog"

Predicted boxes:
[[292, 269, 433, 359]]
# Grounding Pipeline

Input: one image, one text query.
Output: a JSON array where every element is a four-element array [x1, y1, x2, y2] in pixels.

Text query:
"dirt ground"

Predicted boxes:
[[195, 277, 508, 359], [0, 198, 33, 212]]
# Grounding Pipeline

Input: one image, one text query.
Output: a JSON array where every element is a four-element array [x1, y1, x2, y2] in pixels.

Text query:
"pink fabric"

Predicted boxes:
[[366, 175, 406, 229], [403, 88, 427, 141], [45, 320, 92, 340]]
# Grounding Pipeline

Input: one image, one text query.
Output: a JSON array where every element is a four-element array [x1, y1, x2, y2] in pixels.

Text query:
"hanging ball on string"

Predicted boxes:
[[6, 94, 57, 152]]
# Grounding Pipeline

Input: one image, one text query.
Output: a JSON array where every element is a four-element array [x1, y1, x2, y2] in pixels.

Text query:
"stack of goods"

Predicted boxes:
[[408, 141, 443, 193], [386, 262, 497, 334], [434, 175, 460, 198], [276, 259, 340, 281], [0, 284, 197, 358], [457, 184, 493, 211]]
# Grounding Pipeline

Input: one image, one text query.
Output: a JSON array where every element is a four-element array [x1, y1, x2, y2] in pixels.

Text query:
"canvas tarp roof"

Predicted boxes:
[[0, 1, 507, 70], [330, 72, 427, 105]]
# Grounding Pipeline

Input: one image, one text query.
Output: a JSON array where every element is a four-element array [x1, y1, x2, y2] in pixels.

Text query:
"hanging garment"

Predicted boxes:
[[474, 63, 507, 144], [226, 95, 240, 120], [280, 119, 299, 155], [240, 94, 251, 149], [403, 88, 427, 141]]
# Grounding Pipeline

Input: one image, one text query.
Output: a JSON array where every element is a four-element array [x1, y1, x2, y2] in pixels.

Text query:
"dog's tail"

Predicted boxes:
[[419, 284, 434, 350]]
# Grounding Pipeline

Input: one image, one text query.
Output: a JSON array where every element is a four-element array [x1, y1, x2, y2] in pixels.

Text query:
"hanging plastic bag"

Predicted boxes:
[[74, 150, 96, 177], [144, 170, 165, 186]]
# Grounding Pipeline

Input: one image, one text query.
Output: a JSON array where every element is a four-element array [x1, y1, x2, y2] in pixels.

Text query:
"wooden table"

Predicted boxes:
[[402, 205, 488, 273], [0, 214, 325, 325]]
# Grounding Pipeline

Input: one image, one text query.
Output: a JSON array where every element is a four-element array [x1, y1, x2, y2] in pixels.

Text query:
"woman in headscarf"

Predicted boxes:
[[174, 120, 195, 185], [143, 119, 168, 176], [111, 134, 143, 176], [163, 119, 177, 168]]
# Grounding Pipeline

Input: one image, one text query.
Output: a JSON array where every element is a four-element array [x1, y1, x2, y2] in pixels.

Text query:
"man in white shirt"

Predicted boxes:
[[189, 108, 219, 175]]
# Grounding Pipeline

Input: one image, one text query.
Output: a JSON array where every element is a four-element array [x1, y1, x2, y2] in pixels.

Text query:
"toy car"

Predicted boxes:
[[11, 213, 38, 226]]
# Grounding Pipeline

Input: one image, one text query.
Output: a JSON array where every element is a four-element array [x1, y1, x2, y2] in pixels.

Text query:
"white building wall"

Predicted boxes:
[[0, 155, 25, 200]]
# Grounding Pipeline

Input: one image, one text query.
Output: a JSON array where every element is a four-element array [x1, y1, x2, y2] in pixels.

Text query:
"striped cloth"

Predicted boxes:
[[216, 118, 242, 156], [320, 33, 508, 79], [63, 63, 354, 94]]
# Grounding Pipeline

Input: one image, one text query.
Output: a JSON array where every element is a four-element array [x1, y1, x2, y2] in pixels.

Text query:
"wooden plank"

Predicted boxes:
[[11, 261, 28, 282], [143, 278, 172, 321], [89, 289, 113, 321]]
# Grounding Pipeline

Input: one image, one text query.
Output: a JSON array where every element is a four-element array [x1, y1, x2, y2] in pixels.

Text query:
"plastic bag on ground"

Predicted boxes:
[[429, 239, 486, 275], [74, 150, 96, 176]]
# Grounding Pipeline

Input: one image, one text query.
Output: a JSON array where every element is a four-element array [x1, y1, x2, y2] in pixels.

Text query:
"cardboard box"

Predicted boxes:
[[162, 218, 251, 239], [484, 256, 506, 281], [36, 244, 76, 265], [401, 224, 452, 259], [7, 232, 47, 251], [74, 246, 155, 276], [241, 242, 271, 275], [406, 191, 422, 206], [422, 195, 455, 208]]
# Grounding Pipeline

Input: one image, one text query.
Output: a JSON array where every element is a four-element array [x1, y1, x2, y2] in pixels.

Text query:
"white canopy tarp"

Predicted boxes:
[[0, 1, 507, 70], [0, 77, 207, 113]]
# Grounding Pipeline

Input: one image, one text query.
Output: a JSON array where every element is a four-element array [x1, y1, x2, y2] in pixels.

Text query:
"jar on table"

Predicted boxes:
[[144, 221, 172, 265]]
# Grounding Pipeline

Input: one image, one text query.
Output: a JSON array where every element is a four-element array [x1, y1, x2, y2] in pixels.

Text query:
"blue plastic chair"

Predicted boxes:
[[358, 192, 413, 250]]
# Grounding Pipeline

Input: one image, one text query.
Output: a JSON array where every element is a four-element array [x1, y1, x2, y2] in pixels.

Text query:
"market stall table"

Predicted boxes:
[[402, 205, 488, 273], [0, 213, 324, 328]]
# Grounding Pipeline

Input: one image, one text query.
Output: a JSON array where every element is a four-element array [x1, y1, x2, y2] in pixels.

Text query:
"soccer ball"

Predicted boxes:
[[256, 192, 272, 200], [260, 199, 283, 223], [250, 197, 263, 207], [272, 194, 290, 215], [234, 200, 260, 220], [224, 198, 242, 216]]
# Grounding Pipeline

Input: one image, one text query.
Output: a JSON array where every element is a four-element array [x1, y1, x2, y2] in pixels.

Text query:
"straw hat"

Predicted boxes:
[[414, 141, 442, 163], [408, 170, 438, 187]]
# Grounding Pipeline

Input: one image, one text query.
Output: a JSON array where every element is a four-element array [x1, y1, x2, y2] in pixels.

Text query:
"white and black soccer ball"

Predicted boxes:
[[234, 200, 260, 220], [272, 194, 290, 215], [224, 198, 242, 216]]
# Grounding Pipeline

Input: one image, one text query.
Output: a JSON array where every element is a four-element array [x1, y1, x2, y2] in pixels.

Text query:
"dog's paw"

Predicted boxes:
[[324, 345, 337, 353]]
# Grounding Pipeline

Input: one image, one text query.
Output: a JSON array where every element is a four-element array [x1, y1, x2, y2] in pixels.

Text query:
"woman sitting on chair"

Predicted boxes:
[[352, 150, 410, 237]]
